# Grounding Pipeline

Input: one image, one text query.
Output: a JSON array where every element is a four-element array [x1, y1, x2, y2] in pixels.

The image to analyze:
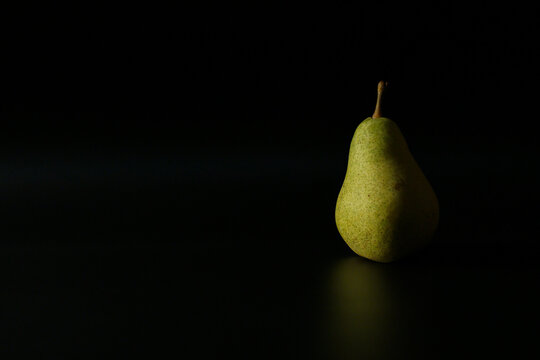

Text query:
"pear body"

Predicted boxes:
[[335, 117, 439, 263]]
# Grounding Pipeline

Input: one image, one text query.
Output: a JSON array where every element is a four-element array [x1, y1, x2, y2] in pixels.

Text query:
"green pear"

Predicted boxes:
[[335, 81, 439, 263]]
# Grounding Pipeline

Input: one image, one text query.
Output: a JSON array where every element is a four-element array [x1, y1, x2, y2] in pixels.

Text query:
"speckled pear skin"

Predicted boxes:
[[335, 117, 439, 263]]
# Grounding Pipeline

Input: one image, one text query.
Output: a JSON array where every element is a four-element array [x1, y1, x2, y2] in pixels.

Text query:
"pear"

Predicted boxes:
[[335, 81, 439, 263]]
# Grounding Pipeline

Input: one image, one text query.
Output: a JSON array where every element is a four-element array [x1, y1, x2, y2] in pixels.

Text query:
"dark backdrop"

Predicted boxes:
[[1, 3, 540, 358]]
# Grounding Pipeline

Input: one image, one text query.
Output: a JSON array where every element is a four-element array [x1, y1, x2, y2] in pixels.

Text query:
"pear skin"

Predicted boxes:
[[335, 81, 439, 263]]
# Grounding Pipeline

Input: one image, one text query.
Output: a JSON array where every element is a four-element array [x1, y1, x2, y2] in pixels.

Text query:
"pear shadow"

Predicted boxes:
[[313, 256, 438, 360]]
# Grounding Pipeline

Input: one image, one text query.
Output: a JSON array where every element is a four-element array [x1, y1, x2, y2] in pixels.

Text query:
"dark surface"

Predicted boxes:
[[1, 146, 539, 357], [2, 3, 540, 358]]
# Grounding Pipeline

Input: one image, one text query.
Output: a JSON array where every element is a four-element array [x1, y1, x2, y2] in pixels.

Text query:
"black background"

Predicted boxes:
[[1, 2, 540, 358]]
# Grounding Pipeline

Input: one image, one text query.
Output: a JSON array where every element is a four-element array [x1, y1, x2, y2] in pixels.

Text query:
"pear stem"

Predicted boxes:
[[372, 80, 387, 118]]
